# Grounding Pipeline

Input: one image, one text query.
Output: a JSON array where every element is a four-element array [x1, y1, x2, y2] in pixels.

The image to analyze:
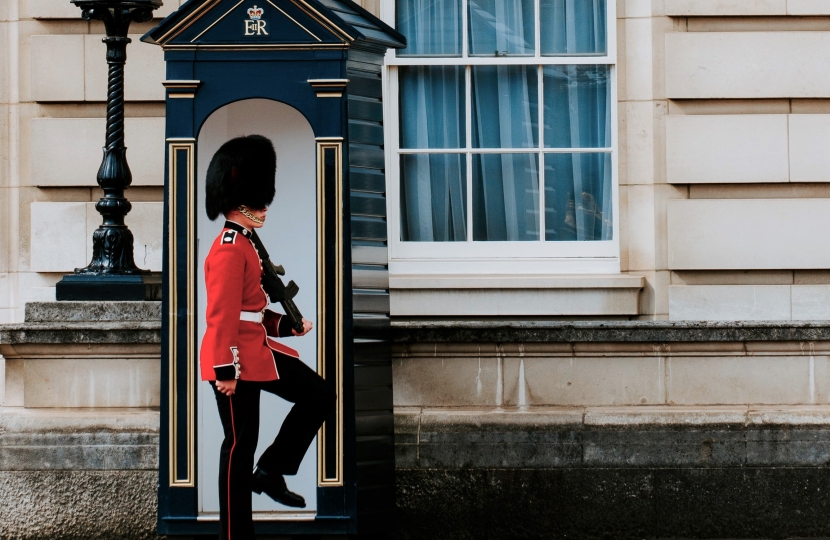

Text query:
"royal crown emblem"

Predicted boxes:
[[247, 5, 264, 19]]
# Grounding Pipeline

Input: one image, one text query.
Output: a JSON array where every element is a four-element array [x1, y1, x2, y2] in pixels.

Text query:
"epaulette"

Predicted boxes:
[[221, 230, 237, 244]]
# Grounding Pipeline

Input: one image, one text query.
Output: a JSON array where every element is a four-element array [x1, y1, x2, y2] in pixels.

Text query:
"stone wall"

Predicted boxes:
[[0, 302, 161, 540], [391, 322, 830, 539]]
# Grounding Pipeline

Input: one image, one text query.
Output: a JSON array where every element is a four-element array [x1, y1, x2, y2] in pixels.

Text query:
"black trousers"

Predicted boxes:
[[211, 351, 336, 540]]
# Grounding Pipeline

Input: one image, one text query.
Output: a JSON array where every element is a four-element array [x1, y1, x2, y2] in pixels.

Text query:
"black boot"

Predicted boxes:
[[252, 466, 306, 508]]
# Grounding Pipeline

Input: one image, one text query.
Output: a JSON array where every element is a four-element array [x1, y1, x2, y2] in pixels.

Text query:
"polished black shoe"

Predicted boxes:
[[252, 467, 306, 508]]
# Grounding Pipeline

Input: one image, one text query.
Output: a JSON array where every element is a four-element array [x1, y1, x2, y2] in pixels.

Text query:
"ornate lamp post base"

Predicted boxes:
[[56, 0, 163, 301], [56, 274, 162, 301]]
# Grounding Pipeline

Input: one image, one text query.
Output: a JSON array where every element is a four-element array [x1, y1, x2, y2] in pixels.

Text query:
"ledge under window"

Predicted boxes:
[[389, 274, 645, 317]]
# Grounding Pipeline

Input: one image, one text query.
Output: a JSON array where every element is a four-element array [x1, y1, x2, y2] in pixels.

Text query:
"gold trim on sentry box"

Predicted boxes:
[[167, 139, 196, 488], [316, 137, 344, 487]]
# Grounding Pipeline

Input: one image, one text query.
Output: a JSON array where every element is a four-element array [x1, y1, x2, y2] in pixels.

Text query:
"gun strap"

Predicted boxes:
[[249, 230, 272, 264]]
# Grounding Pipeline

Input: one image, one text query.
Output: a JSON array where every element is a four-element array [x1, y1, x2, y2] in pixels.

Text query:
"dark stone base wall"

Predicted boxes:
[[0, 471, 159, 540], [395, 467, 830, 540]]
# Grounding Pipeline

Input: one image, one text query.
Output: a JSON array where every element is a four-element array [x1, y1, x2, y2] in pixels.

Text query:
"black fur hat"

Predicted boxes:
[[205, 135, 276, 221]]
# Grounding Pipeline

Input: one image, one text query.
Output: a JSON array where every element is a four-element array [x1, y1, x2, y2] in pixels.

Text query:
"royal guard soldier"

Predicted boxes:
[[201, 134, 336, 540]]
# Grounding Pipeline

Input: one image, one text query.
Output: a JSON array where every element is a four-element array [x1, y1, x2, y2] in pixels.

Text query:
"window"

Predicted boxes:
[[384, 0, 618, 273]]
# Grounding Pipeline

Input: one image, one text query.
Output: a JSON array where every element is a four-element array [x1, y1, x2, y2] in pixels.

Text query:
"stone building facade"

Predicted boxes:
[[5, 0, 830, 538]]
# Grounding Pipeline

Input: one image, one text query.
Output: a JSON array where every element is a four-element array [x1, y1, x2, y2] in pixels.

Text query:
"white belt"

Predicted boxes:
[[240, 311, 263, 323]]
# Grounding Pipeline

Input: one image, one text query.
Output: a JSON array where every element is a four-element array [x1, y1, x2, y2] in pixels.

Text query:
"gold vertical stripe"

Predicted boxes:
[[316, 139, 344, 487], [168, 141, 196, 488], [168, 143, 177, 488]]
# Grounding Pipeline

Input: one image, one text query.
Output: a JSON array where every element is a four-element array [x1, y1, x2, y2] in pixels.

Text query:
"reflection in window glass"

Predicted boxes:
[[468, 0, 535, 56], [540, 0, 607, 55], [401, 154, 467, 241], [473, 154, 539, 241], [397, 0, 462, 56], [544, 153, 612, 241], [472, 66, 538, 148], [400, 66, 466, 149], [544, 65, 610, 148]]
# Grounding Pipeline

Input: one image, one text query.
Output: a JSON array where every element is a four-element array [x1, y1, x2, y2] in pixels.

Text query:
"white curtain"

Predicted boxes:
[[397, 0, 462, 56], [543, 65, 611, 241], [399, 67, 467, 241], [468, 0, 534, 56], [541, 0, 607, 55], [471, 65, 539, 241]]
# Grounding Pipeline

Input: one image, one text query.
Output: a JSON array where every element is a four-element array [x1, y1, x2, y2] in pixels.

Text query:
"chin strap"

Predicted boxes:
[[237, 206, 265, 224]]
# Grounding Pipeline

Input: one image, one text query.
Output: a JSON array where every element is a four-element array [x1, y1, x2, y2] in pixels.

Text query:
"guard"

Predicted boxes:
[[200, 134, 336, 540]]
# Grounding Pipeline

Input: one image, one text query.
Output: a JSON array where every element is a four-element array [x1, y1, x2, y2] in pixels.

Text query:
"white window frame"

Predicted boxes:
[[380, 0, 619, 275]]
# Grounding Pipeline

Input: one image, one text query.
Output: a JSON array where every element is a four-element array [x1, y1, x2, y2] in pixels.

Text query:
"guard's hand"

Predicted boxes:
[[216, 379, 237, 396], [292, 318, 313, 336]]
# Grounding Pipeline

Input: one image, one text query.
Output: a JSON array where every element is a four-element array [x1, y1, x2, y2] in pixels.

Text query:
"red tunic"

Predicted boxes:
[[200, 224, 299, 381]]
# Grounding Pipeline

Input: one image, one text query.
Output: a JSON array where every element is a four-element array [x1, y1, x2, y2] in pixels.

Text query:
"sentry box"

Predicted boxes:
[[142, 2, 403, 535]]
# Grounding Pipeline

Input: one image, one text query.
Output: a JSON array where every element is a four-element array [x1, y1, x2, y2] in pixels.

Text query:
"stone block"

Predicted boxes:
[[30, 117, 165, 186], [624, 101, 656, 185], [84, 34, 165, 102], [626, 185, 655, 271], [23, 0, 183, 18], [624, 17, 654, 101], [395, 443, 418, 468], [0, 432, 158, 470], [748, 406, 830, 425], [503, 356, 664, 407], [392, 356, 501, 407], [788, 0, 830, 14], [16, 272, 60, 310], [666, 115, 789, 183], [666, 32, 830, 99], [30, 35, 84, 102], [393, 411, 420, 444], [583, 429, 746, 467], [24, 301, 161, 323], [792, 285, 830, 320], [390, 287, 641, 316], [668, 199, 830, 270], [624, 0, 653, 17], [789, 114, 830, 182], [665, 0, 786, 15], [666, 356, 815, 405], [746, 429, 830, 466], [0, 28, 9, 104], [668, 285, 791, 321], [584, 405, 748, 426], [23, 358, 160, 407], [419, 438, 582, 468], [29, 202, 87, 272]]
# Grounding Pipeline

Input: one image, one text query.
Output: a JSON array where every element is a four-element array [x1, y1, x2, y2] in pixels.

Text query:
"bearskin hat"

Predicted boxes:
[[205, 135, 276, 221]]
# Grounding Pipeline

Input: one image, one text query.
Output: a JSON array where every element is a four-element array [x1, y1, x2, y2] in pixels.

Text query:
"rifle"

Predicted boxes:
[[249, 230, 305, 334]]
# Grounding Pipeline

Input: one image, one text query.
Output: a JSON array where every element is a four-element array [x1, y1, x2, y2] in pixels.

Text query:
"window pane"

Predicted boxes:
[[540, 0, 607, 55], [544, 152, 612, 241], [469, 0, 535, 56], [400, 66, 466, 149], [544, 65, 610, 148], [473, 154, 539, 241], [397, 0, 462, 56], [401, 154, 467, 241], [472, 66, 538, 149]]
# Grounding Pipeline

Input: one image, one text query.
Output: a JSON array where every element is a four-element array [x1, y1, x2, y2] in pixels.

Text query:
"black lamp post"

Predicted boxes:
[[56, 0, 163, 301]]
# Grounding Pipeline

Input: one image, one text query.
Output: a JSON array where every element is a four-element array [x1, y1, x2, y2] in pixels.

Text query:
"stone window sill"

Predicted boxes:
[[389, 274, 645, 317]]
